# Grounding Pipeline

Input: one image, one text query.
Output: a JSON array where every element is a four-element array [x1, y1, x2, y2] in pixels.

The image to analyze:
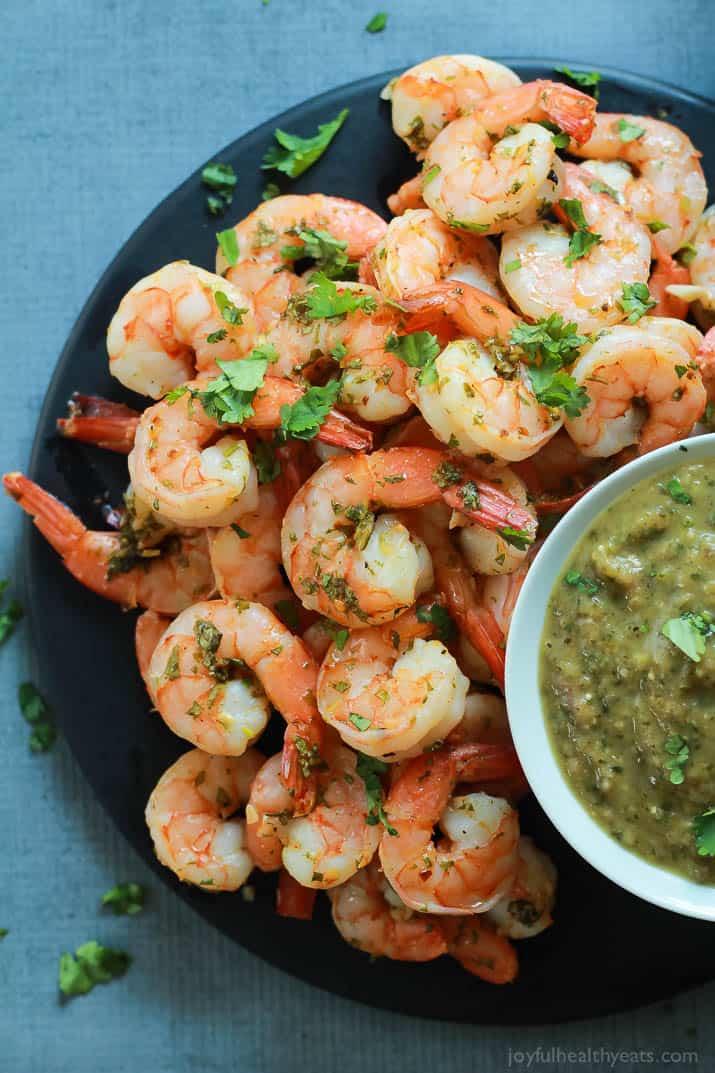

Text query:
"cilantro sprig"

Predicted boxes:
[[101, 883, 146, 916], [619, 282, 656, 323], [663, 735, 689, 786], [555, 65, 601, 98], [386, 331, 440, 386], [281, 227, 357, 280], [618, 118, 646, 142], [416, 602, 457, 645], [18, 682, 56, 753], [356, 753, 397, 835], [510, 315, 590, 417], [201, 162, 237, 216], [278, 381, 341, 441], [294, 273, 377, 321], [262, 109, 349, 179], [564, 570, 599, 596], [559, 198, 603, 266], [195, 345, 278, 425], [59, 941, 131, 998], [365, 12, 387, 32]]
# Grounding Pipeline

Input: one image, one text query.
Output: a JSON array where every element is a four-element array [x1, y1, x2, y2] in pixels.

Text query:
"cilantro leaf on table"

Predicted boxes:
[[555, 66, 601, 99], [262, 109, 349, 179], [58, 941, 131, 998], [101, 883, 146, 916]]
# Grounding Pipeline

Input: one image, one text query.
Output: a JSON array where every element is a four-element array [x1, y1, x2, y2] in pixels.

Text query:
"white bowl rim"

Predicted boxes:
[[506, 432, 715, 921]]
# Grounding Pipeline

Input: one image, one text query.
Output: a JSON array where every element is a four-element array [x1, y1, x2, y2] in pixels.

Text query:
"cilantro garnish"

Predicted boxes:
[[589, 179, 619, 201], [385, 330, 440, 386], [537, 119, 570, 148], [676, 243, 698, 267], [497, 526, 533, 550], [196, 346, 277, 425], [18, 682, 56, 753], [297, 273, 377, 320], [564, 570, 599, 596], [349, 712, 372, 732], [101, 883, 146, 916], [253, 440, 281, 484], [365, 11, 387, 32], [0, 929, 7, 940], [510, 315, 590, 417], [262, 108, 349, 179], [665, 476, 693, 505], [321, 619, 350, 651], [503, 258, 521, 274], [214, 290, 248, 326], [555, 65, 601, 99], [58, 941, 131, 998], [422, 163, 441, 185], [356, 753, 397, 835], [416, 602, 457, 645], [201, 162, 237, 215], [662, 611, 715, 662], [618, 118, 646, 142], [216, 228, 239, 267], [618, 282, 656, 323], [559, 198, 603, 266], [281, 227, 357, 280], [0, 579, 22, 646], [693, 807, 715, 857], [663, 735, 689, 786], [274, 599, 300, 632], [262, 182, 280, 201], [279, 381, 341, 441]]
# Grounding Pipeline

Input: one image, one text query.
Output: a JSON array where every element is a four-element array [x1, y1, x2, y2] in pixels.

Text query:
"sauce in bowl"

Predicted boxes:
[[540, 457, 715, 884]]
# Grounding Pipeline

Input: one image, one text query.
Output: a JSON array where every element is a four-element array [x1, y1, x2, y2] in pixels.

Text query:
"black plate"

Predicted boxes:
[[24, 62, 715, 1024]]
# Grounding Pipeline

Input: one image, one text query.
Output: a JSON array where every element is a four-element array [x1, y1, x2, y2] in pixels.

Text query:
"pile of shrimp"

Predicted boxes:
[[6, 54, 714, 987]]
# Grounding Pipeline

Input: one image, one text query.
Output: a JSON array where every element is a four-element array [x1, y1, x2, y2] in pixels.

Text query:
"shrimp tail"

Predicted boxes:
[[539, 81, 596, 145], [387, 174, 426, 215], [442, 917, 518, 985], [57, 393, 140, 454], [281, 722, 322, 816], [3, 472, 86, 558], [452, 741, 522, 783], [276, 869, 317, 920], [463, 606, 506, 688]]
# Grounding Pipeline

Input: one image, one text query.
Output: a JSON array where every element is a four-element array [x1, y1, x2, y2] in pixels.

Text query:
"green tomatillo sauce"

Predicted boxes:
[[541, 456, 715, 883]]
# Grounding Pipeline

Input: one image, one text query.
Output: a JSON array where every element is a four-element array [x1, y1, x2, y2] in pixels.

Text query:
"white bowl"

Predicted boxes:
[[506, 433, 715, 920]]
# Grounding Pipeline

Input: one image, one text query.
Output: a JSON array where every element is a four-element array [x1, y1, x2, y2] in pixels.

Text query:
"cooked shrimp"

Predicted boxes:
[[264, 281, 412, 423], [695, 327, 715, 403], [379, 744, 521, 914], [147, 599, 323, 811], [245, 741, 381, 889], [330, 860, 448, 961], [3, 472, 214, 613], [57, 393, 140, 453], [450, 467, 535, 575], [441, 916, 518, 984], [371, 208, 504, 301], [564, 319, 706, 456], [135, 609, 170, 696], [127, 374, 370, 529], [317, 605, 469, 759], [421, 82, 596, 235], [666, 204, 715, 320], [649, 238, 692, 320], [216, 194, 387, 329], [386, 55, 521, 155], [387, 175, 427, 216], [448, 691, 512, 746], [145, 747, 263, 890], [570, 114, 707, 254], [500, 163, 652, 332], [486, 836, 557, 940], [107, 262, 256, 398], [281, 448, 536, 627]]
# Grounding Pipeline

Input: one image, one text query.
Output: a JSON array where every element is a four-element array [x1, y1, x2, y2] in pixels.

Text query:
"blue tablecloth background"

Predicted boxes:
[[2, 2, 714, 1070]]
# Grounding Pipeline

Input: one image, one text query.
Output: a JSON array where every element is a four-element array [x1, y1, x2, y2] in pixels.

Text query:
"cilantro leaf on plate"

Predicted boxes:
[[262, 109, 349, 179]]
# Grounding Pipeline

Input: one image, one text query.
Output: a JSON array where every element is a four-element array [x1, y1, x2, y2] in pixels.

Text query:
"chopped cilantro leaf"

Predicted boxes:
[[663, 735, 689, 785], [538, 119, 570, 148], [693, 807, 715, 856], [564, 570, 599, 596], [197, 346, 277, 425], [618, 118, 646, 142], [503, 258, 521, 274], [262, 182, 280, 201], [349, 712, 372, 732], [619, 282, 656, 323], [497, 526, 533, 550], [564, 227, 602, 267], [262, 108, 349, 179], [647, 220, 670, 234], [101, 883, 146, 916], [559, 198, 589, 231], [555, 65, 601, 99], [18, 682, 56, 753], [282, 227, 357, 280], [214, 290, 248, 326], [298, 273, 377, 320], [59, 941, 131, 998], [365, 11, 387, 32], [385, 330, 440, 386], [0, 929, 7, 940], [279, 381, 341, 441], [589, 179, 619, 201], [676, 243, 698, 267], [356, 753, 397, 835], [661, 612, 715, 662], [510, 315, 590, 417], [416, 603, 457, 645], [201, 162, 236, 215], [216, 228, 239, 267], [253, 440, 281, 484], [666, 476, 693, 505], [0, 579, 22, 645]]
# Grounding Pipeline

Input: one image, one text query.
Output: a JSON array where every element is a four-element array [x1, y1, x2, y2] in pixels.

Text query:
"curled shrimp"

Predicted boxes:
[[370, 208, 504, 301], [499, 163, 652, 332], [385, 55, 521, 155], [379, 744, 521, 914], [420, 82, 596, 235], [245, 742, 381, 889], [450, 466, 535, 575], [571, 114, 707, 254], [135, 609, 171, 695], [108, 262, 256, 398], [216, 194, 387, 328], [399, 282, 562, 461], [280, 447, 536, 627], [147, 598, 323, 812], [145, 747, 263, 891], [128, 375, 370, 528], [317, 604, 469, 760], [486, 836, 557, 940], [666, 204, 715, 323], [3, 472, 214, 614], [264, 281, 412, 423], [564, 319, 706, 456]]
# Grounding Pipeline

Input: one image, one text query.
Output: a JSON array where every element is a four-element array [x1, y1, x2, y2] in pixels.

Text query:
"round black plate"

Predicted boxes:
[[25, 62, 715, 1024]]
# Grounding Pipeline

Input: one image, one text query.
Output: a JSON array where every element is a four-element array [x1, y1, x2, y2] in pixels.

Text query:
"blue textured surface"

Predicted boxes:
[[1, 2, 713, 1071]]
